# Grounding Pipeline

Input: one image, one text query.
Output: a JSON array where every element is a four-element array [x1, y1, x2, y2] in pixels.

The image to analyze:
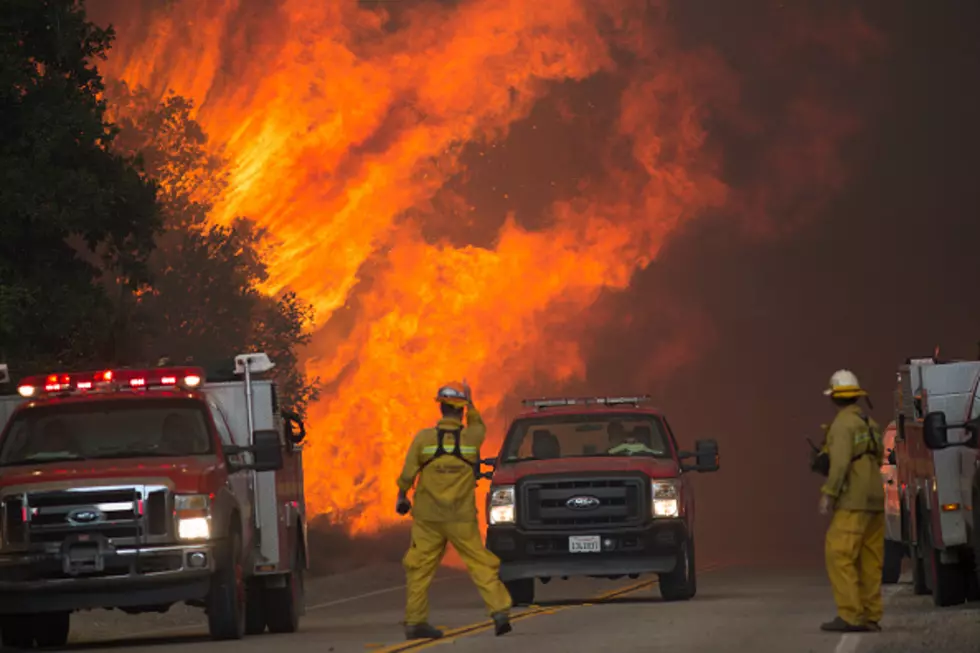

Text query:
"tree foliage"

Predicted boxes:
[[106, 81, 321, 418], [0, 0, 160, 372]]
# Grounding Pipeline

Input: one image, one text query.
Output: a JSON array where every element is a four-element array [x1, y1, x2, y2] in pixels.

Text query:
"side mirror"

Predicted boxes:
[[923, 411, 980, 450], [252, 429, 284, 471], [887, 449, 896, 465], [923, 412, 950, 450], [282, 411, 306, 445], [680, 439, 719, 472]]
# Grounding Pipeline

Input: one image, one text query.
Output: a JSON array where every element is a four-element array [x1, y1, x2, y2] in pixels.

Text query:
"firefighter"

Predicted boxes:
[[818, 369, 885, 633], [395, 381, 513, 640]]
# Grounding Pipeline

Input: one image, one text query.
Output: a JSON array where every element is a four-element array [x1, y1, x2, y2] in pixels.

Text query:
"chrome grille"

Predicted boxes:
[[1, 485, 170, 549]]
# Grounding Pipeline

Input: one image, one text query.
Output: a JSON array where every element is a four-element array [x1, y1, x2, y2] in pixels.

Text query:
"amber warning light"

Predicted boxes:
[[17, 366, 205, 398]]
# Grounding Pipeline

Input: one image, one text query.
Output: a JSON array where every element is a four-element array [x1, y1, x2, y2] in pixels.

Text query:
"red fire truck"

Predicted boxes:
[[0, 353, 308, 647], [892, 357, 980, 606], [483, 395, 719, 606]]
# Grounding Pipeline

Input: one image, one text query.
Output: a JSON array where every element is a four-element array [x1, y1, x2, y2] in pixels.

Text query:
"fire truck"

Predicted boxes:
[[483, 395, 719, 606], [892, 356, 980, 606], [0, 353, 308, 647]]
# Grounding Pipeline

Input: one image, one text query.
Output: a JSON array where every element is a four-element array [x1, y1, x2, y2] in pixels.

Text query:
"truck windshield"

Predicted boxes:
[[0, 398, 214, 466], [500, 413, 672, 462]]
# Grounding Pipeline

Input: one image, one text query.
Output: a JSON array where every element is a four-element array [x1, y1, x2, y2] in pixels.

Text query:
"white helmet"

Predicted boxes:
[[823, 369, 867, 399]]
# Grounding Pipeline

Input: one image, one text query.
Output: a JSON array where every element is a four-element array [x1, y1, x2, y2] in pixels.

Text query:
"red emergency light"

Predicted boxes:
[[17, 366, 205, 398]]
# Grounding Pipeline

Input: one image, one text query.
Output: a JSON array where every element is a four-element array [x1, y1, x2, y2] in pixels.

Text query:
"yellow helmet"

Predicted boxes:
[[823, 369, 867, 399], [435, 381, 469, 408]]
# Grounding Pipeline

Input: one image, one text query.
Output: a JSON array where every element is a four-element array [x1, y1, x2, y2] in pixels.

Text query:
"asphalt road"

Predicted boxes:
[[39, 563, 980, 653]]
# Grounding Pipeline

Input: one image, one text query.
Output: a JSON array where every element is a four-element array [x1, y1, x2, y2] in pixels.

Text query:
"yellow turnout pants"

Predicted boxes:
[[403, 519, 513, 625], [825, 509, 885, 625]]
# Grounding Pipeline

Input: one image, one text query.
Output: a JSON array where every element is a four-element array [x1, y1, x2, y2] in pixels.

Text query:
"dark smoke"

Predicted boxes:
[[574, 1, 980, 566]]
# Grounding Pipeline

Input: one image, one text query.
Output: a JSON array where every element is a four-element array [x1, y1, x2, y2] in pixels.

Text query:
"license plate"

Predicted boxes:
[[569, 535, 601, 553]]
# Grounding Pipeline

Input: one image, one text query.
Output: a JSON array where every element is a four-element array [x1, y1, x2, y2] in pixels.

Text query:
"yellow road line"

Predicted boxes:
[[376, 565, 723, 653]]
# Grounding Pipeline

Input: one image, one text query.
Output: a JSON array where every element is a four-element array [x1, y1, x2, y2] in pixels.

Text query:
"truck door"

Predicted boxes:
[[208, 398, 254, 541], [272, 388, 306, 568]]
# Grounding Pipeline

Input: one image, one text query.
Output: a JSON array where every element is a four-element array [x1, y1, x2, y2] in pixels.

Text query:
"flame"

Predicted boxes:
[[92, 0, 880, 534]]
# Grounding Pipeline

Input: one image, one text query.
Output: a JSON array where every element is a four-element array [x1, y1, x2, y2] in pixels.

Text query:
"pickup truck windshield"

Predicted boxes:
[[500, 413, 671, 462], [0, 398, 214, 466]]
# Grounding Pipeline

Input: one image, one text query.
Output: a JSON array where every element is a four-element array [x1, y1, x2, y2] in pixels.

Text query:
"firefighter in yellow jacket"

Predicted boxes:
[[818, 369, 885, 633], [395, 381, 513, 640]]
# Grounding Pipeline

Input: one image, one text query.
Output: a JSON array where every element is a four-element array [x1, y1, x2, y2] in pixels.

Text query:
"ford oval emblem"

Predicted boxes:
[[67, 508, 103, 525], [565, 495, 601, 510]]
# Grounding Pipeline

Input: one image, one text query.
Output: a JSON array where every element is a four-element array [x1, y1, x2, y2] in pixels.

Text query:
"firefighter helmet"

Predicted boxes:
[[435, 381, 470, 407], [823, 369, 868, 399]]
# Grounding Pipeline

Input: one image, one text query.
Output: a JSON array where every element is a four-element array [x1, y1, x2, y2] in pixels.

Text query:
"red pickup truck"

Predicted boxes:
[[483, 396, 719, 605]]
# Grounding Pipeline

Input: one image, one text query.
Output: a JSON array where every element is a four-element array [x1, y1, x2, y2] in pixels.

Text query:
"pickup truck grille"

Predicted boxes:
[[519, 474, 647, 530], [2, 485, 170, 548]]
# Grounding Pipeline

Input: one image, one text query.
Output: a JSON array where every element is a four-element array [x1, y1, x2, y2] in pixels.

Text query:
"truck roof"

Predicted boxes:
[[512, 404, 664, 421], [12, 389, 205, 411]]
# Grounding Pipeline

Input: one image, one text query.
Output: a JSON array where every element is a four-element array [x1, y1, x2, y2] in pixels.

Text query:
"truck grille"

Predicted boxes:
[[2, 485, 170, 548], [519, 474, 647, 530]]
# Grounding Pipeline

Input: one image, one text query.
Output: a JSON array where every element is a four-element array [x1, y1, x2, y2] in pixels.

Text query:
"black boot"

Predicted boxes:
[[405, 623, 444, 640], [492, 612, 512, 636], [820, 617, 868, 633]]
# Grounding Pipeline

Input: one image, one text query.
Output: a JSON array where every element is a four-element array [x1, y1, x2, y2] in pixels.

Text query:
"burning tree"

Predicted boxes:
[[105, 81, 321, 418]]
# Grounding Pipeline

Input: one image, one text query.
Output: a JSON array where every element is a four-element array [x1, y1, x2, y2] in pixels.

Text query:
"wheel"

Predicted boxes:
[[245, 579, 266, 635], [504, 579, 534, 606], [0, 615, 36, 649], [265, 542, 305, 634], [882, 539, 904, 584], [924, 513, 967, 607], [33, 612, 70, 648], [207, 530, 246, 640], [659, 538, 696, 601]]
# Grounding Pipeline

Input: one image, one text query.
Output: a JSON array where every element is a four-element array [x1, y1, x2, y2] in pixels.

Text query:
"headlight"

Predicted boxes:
[[178, 517, 210, 540], [175, 494, 211, 540], [489, 486, 515, 525], [652, 480, 680, 518]]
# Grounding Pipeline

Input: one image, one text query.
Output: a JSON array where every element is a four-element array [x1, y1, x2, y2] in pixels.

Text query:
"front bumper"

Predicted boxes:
[[487, 519, 689, 582], [0, 543, 215, 614]]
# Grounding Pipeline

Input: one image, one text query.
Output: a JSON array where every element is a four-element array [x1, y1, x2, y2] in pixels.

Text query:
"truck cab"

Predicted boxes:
[[892, 357, 980, 606], [0, 354, 308, 647], [483, 396, 718, 606]]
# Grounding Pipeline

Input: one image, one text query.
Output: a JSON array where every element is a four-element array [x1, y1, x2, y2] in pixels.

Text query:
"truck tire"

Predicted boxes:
[[208, 531, 247, 640], [0, 615, 35, 648], [265, 542, 305, 634], [882, 540, 904, 584], [33, 612, 70, 648], [924, 514, 967, 607], [659, 538, 696, 602], [504, 579, 534, 606], [245, 579, 267, 635]]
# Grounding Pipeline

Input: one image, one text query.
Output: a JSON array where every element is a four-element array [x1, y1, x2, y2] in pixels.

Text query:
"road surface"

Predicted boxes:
[[50, 563, 980, 653]]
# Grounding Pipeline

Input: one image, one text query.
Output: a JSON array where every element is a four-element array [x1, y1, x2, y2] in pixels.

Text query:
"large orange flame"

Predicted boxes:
[[91, 0, 880, 534]]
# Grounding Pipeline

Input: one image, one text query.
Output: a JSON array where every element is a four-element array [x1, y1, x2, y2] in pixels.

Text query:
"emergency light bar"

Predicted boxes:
[[522, 395, 652, 410], [17, 366, 205, 398]]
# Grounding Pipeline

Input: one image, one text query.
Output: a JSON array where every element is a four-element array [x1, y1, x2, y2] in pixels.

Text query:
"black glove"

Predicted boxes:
[[396, 495, 412, 516]]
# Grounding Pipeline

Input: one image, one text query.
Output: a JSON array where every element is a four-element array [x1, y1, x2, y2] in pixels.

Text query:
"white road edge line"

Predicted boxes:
[[834, 584, 903, 653], [119, 573, 463, 640]]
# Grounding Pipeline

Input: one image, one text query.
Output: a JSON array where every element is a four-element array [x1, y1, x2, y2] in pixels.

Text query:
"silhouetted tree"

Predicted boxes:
[[0, 0, 160, 375]]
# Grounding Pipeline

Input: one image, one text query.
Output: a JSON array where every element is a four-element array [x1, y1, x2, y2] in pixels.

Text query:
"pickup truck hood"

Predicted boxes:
[[0, 457, 222, 494], [491, 456, 680, 484]]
